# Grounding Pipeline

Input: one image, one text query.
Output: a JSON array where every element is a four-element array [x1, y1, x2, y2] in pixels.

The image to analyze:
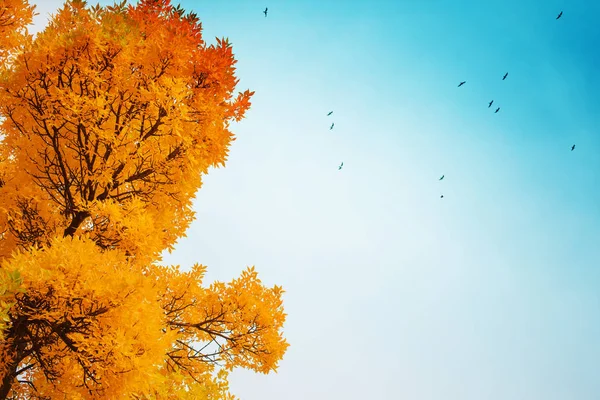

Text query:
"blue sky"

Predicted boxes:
[[32, 1, 600, 399]]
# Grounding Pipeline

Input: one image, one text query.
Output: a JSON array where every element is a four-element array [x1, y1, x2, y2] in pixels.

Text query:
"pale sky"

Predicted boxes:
[[31, 1, 600, 399]]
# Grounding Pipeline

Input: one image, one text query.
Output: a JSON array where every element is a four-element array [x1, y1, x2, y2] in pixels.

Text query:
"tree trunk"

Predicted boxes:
[[0, 348, 20, 399], [63, 211, 90, 238]]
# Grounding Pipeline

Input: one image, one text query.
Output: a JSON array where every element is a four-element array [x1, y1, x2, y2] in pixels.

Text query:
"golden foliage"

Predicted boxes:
[[0, 0, 35, 67], [0, 268, 22, 340], [0, 1, 287, 398], [0, 0, 254, 263]]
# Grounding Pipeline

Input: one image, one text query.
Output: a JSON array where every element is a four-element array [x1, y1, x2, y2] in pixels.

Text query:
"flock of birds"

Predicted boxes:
[[439, 10, 571, 199], [458, 72, 505, 114], [262, 7, 573, 197]]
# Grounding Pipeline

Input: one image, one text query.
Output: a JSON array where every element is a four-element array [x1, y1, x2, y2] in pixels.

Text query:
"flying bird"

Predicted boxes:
[[327, 111, 333, 116], [440, 195, 444, 199], [488, 100, 494, 108], [458, 81, 466, 87], [556, 11, 563, 19], [330, 123, 334, 130], [338, 162, 343, 170], [439, 175, 444, 181], [495, 107, 500, 113], [503, 72, 508, 80], [263, 7, 268, 17], [571, 144, 576, 151]]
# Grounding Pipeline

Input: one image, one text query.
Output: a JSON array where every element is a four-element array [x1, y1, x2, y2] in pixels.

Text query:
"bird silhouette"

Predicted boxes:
[[327, 111, 333, 116], [439, 175, 444, 181], [495, 107, 500, 113], [488, 100, 494, 108], [330, 123, 334, 130], [440, 195, 444, 199], [503, 72, 508, 80], [338, 162, 343, 170], [458, 81, 466, 87], [263, 7, 268, 17], [571, 144, 576, 151], [556, 11, 563, 19]]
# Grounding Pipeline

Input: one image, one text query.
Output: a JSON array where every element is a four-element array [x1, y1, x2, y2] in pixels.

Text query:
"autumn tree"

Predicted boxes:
[[0, 0, 288, 398]]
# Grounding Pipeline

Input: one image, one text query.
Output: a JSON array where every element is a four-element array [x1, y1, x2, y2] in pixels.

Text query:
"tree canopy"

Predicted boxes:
[[0, 0, 288, 398]]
